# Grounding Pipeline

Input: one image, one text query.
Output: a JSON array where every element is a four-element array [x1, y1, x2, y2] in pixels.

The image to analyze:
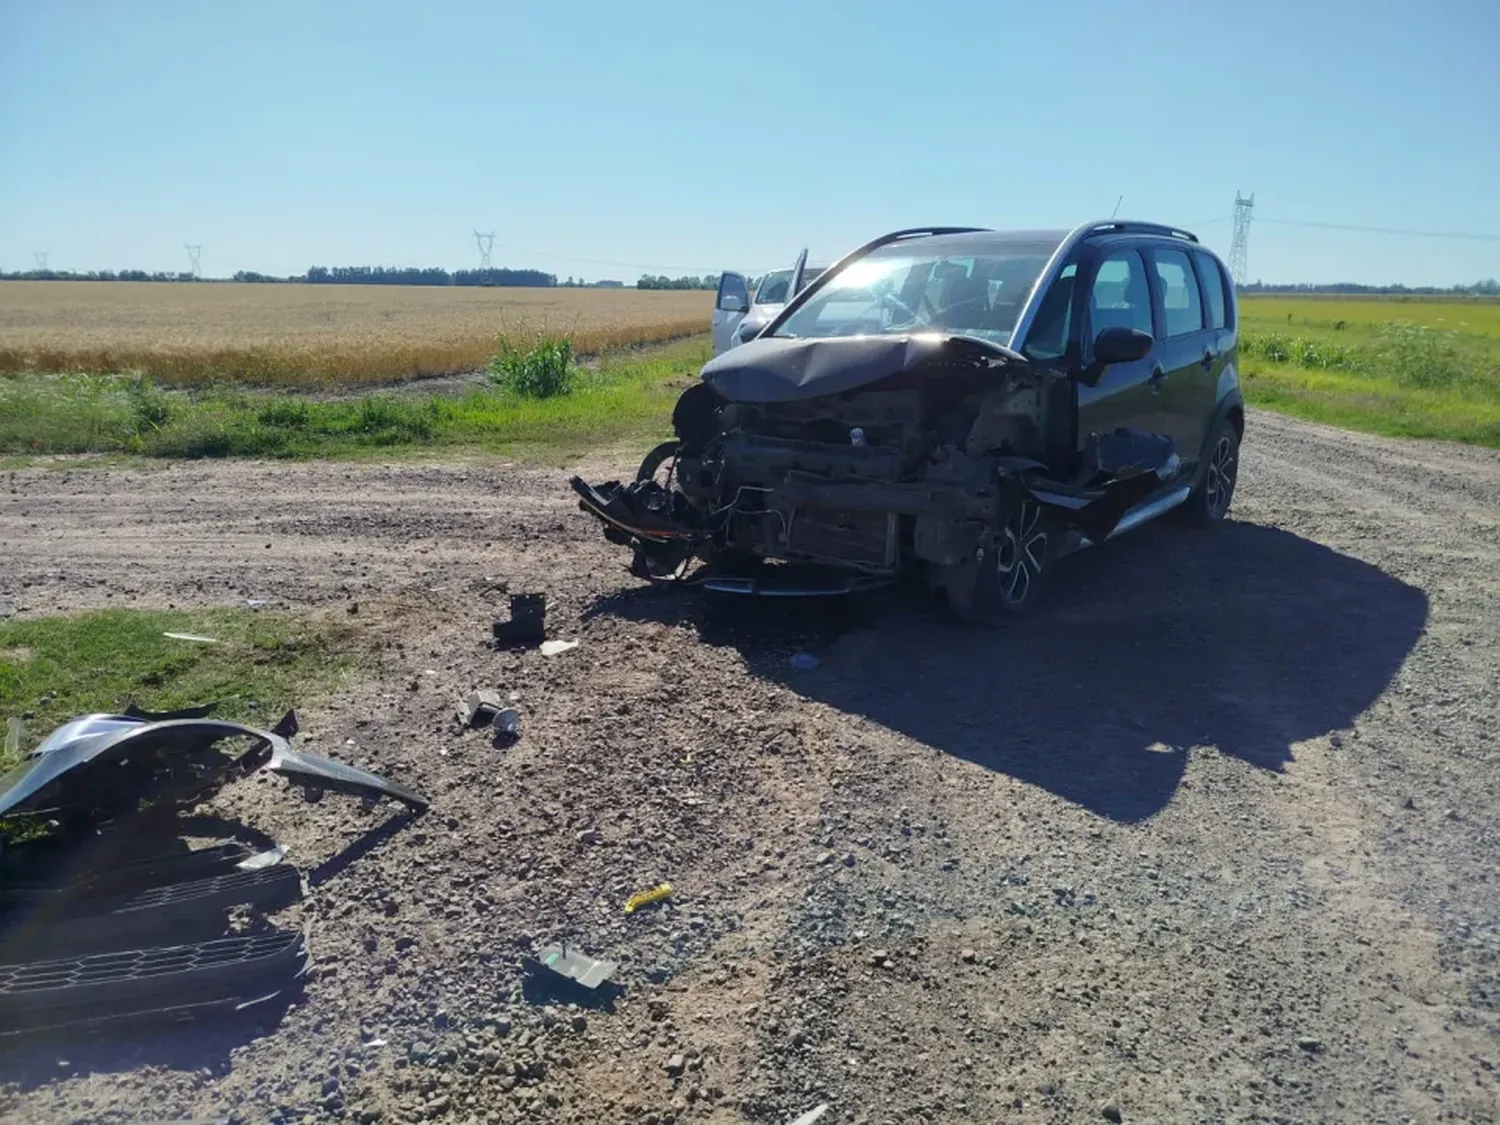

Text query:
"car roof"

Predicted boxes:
[[862, 229, 1068, 261]]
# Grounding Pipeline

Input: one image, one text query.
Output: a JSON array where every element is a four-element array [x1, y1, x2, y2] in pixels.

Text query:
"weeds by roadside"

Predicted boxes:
[[0, 336, 707, 460], [1240, 323, 1500, 446], [488, 336, 574, 398]]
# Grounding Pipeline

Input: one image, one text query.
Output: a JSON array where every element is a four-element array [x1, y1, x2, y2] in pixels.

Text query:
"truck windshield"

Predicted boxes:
[[771, 237, 1062, 347]]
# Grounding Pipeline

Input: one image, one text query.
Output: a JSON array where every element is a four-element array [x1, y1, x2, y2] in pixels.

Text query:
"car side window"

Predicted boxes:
[[1088, 251, 1153, 342], [1193, 251, 1229, 330], [1022, 263, 1077, 361], [1154, 249, 1204, 337]]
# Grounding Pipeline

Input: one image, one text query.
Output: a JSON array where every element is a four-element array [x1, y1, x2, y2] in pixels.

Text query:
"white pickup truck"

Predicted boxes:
[[710, 248, 828, 356]]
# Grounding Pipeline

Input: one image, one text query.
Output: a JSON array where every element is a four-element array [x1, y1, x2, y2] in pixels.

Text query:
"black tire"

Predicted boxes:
[[1180, 417, 1240, 526], [946, 498, 1053, 623], [636, 440, 680, 485]]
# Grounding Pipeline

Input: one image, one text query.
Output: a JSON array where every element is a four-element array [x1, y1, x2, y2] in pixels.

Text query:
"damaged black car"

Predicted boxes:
[[573, 221, 1243, 620]]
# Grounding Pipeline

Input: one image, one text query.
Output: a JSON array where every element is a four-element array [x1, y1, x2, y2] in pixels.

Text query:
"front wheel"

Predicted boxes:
[[1179, 418, 1240, 526], [946, 498, 1053, 624], [636, 440, 680, 486]]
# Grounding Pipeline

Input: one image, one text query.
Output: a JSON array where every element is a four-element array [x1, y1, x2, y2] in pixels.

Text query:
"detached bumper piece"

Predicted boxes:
[[0, 707, 428, 825], [0, 929, 309, 1036], [0, 705, 427, 1034]]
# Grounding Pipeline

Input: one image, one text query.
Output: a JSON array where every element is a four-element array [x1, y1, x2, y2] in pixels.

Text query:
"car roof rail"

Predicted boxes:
[[756, 226, 992, 337], [1083, 220, 1199, 243]]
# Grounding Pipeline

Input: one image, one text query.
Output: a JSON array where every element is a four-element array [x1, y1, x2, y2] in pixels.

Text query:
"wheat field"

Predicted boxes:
[[0, 282, 712, 388]]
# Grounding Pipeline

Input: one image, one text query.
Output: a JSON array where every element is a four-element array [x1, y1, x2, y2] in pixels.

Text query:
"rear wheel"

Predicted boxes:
[[947, 498, 1053, 623], [1180, 418, 1239, 526]]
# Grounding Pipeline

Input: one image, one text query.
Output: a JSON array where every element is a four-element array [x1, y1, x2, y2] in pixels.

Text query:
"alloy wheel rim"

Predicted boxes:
[[1205, 434, 1237, 516], [994, 501, 1047, 604]]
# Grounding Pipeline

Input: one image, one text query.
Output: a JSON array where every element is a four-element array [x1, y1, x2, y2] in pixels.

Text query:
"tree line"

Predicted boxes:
[[0, 265, 568, 287], [1238, 279, 1500, 296], [636, 274, 719, 290]]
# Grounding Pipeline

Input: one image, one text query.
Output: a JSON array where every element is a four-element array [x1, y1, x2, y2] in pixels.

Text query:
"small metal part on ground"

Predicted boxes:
[[527, 944, 618, 990], [462, 690, 504, 728]]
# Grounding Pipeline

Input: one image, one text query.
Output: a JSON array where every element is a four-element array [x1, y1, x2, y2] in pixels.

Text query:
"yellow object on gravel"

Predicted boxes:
[[623, 882, 673, 913]]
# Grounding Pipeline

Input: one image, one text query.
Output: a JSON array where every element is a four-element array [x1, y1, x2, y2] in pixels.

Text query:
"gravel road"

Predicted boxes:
[[2, 410, 1498, 1124]]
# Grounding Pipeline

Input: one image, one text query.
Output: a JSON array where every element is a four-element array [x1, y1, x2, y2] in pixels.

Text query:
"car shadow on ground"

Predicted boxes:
[[588, 520, 1429, 821]]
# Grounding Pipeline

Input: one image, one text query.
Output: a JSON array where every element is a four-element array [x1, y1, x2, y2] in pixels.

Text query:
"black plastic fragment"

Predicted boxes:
[[1, 863, 304, 961], [0, 928, 309, 1035], [493, 592, 547, 647]]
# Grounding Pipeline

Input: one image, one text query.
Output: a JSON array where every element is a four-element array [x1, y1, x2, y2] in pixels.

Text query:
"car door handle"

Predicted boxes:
[[1149, 366, 1167, 390], [1200, 350, 1214, 370]]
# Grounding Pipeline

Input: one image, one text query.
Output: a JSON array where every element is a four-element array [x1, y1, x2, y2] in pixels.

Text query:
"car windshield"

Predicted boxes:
[[771, 235, 1064, 347], [753, 269, 795, 306]]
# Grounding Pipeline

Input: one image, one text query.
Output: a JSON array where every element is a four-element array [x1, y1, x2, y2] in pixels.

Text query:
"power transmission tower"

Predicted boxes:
[[1227, 192, 1254, 286], [33, 251, 48, 270], [184, 243, 203, 278], [473, 230, 495, 271]]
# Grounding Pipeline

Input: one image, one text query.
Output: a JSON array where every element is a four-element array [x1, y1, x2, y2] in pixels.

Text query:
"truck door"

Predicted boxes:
[[712, 271, 749, 356], [1144, 246, 1218, 471], [1076, 248, 1165, 449]]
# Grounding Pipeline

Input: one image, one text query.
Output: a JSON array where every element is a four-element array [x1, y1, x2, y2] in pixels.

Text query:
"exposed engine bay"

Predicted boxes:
[[571, 333, 1182, 620]]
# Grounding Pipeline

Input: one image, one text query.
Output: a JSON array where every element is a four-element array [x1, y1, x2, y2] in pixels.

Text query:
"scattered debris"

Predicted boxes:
[[0, 702, 428, 1036], [789, 652, 819, 671], [162, 632, 222, 644], [463, 689, 504, 728], [492, 592, 547, 647], [1101, 1099, 1123, 1123], [4, 716, 22, 757], [623, 882, 673, 913], [527, 944, 618, 991], [1402, 796, 1417, 811], [1296, 1035, 1324, 1053], [492, 707, 521, 738], [789, 1105, 830, 1125], [245, 598, 268, 610], [540, 639, 579, 657], [664, 1053, 686, 1078], [0, 705, 429, 824]]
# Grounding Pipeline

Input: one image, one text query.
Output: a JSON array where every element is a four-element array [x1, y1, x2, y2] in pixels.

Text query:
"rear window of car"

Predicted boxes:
[[1154, 248, 1204, 338], [1194, 251, 1231, 331]]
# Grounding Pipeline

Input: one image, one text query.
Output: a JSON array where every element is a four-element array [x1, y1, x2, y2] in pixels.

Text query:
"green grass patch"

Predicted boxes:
[[0, 336, 708, 462], [1237, 296, 1500, 446], [0, 608, 357, 770]]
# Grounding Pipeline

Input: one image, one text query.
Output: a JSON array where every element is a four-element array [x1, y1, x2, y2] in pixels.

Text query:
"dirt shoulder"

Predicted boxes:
[[2, 410, 1498, 1124]]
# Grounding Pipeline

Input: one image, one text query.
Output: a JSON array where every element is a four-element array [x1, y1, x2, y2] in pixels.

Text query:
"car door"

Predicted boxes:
[[786, 247, 809, 301], [712, 271, 750, 356], [1076, 246, 1165, 449], [1193, 246, 1235, 417], [1144, 245, 1217, 467]]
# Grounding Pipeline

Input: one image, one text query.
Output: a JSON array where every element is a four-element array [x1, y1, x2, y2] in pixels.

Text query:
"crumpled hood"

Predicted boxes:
[[699, 333, 1021, 403]]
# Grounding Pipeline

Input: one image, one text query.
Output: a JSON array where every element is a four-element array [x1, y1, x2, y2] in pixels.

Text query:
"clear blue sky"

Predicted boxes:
[[2, 0, 1496, 286]]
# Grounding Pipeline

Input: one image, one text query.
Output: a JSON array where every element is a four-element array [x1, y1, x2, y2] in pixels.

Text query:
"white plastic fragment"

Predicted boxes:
[[539, 639, 579, 657], [163, 632, 221, 644], [789, 1105, 830, 1125]]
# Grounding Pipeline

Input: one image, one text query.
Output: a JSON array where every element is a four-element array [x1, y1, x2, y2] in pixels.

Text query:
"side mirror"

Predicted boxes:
[[1093, 326, 1153, 365], [718, 293, 746, 313]]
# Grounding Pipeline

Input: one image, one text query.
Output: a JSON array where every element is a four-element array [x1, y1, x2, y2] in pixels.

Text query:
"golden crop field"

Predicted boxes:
[[0, 281, 713, 388]]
